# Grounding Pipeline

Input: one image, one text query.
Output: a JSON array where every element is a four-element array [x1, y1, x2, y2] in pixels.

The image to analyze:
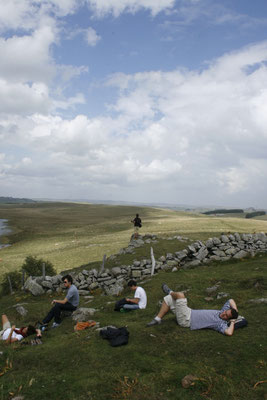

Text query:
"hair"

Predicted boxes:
[[127, 280, 137, 287], [26, 325, 37, 337], [136, 214, 139, 217], [230, 308, 239, 319], [62, 274, 73, 284]]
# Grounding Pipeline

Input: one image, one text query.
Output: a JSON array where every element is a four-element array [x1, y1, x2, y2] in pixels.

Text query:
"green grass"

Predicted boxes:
[[0, 255, 266, 400], [1, 202, 267, 276]]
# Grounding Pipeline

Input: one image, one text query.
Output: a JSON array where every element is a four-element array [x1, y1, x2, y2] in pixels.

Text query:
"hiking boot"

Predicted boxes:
[[146, 318, 161, 327], [51, 322, 61, 329], [161, 283, 172, 295]]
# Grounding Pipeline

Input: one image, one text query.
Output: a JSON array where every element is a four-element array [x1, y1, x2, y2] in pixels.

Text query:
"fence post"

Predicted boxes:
[[99, 254, 106, 274], [7, 275, 14, 295], [42, 263, 46, 279], [151, 247, 155, 276]]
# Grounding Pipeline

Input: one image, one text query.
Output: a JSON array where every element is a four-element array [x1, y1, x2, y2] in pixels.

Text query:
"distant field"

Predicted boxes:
[[0, 202, 267, 276]]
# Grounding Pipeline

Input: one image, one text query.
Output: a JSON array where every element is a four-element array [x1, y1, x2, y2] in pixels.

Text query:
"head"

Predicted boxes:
[[23, 325, 36, 337], [127, 280, 137, 291], [62, 274, 73, 288], [219, 308, 238, 321], [136, 214, 139, 218]]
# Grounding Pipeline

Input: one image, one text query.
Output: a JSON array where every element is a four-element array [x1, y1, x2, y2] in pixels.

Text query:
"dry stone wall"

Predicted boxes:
[[23, 232, 267, 296]]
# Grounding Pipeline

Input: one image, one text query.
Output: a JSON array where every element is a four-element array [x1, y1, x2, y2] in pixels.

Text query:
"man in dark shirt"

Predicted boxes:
[[131, 214, 142, 239]]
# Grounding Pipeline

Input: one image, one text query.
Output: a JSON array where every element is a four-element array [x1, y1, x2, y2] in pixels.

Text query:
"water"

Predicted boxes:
[[0, 219, 11, 249]]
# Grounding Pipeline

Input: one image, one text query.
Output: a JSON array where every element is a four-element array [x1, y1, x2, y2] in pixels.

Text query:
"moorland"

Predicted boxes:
[[0, 202, 266, 399]]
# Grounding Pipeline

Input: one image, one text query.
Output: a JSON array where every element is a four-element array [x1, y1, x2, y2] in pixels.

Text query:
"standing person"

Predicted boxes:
[[41, 274, 79, 329], [122, 280, 147, 311], [147, 283, 238, 336], [131, 213, 142, 239], [0, 314, 41, 344]]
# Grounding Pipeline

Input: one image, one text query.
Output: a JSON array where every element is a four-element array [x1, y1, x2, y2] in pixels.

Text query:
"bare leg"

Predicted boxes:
[[171, 292, 185, 300], [157, 301, 171, 319], [2, 314, 9, 328]]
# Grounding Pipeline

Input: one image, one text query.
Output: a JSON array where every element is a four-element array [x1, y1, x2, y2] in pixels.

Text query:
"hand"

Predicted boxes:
[[51, 299, 56, 305], [11, 325, 15, 330]]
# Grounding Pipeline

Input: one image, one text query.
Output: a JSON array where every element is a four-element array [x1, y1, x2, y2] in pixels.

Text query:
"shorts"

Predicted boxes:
[[164, 295, 191, 328], [0, 321, 11, 338], [134, 226, 139, 233]]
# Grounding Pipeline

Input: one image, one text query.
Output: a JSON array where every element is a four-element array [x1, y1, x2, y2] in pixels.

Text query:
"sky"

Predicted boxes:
[[1, 0, 267, 209]]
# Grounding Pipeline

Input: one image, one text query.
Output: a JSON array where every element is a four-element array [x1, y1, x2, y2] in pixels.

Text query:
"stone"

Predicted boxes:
[[72, 307, 98, 322], [221, 235, 230, 243], [111, 267, 121, 277], [78, 290, 91, 295], [248, 298, 267, 304], [195, 247, 208, 261], [89, 282, 99, 290], [206, 285, 219, 294], [216, 292, 229, 299], [172, 267, 178, 272], [41, 280, 53, 289], [204, 297, 213, 302], [131, 270, 142, 278], [104, 283, 124, 296], [24, 278, 45, 296], [16, 306, 28, 316], [51, 275, 62, 285], [233, 250, 248, 259]]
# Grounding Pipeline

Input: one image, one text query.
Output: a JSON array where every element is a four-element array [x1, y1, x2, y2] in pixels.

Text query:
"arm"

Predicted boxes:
[[6, 325, 18, 344], [126, 297, 140, 304], [229, 299, 238, 311], [224, 321, 235, 336], [51, 297, 68, 305]]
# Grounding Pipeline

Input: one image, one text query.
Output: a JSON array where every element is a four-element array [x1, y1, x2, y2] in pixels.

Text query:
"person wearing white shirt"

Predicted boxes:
[[123, 280, 147, 311]]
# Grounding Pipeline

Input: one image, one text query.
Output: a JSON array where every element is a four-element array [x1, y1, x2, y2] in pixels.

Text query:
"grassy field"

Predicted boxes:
[[0, 202, 266, 399], [0, 255, 266, 400], [1, 202, 267, 276]]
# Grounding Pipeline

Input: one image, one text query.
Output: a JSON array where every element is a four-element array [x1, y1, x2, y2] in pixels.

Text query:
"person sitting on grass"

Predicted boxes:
[[122, 280, 147, 311], [147, 283, 238, 336], [0, 314, 42, 345], [40, 274, 79, 329]]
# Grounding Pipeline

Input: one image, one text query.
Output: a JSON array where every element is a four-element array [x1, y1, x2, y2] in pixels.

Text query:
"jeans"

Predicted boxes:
[[42, 302, 77, 324], [122, 304, 140, 311]]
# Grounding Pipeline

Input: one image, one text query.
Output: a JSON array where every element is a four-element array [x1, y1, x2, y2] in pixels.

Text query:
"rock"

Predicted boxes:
[[172, 267, 178, 272], [104, 283, 124, 296], [248, 298, 267, 304], [41, 280, 53, 289], [221, 235, 229, 243], [78, 290, 91, 296], [204, 297, 213, 302], [131, 270, 142, 278], [24, 278, 45, 296], [111, 267, 121, 277], [16, 306, 28, 316], [206, 285, 219, 295], [216, 292, 229, 299], [72, 307, 98, 322], [181, 374, 198, 388], [89, 282, 99, 290], [233, 250, 248, 259]]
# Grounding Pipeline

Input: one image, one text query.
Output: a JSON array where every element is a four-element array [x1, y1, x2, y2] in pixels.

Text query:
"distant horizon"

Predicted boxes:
[[1, 195, 265, 212]]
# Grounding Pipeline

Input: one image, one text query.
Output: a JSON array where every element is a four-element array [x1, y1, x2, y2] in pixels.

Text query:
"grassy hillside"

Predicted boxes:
[[0, 255, 266, 400], [1, 202, 267, 276]]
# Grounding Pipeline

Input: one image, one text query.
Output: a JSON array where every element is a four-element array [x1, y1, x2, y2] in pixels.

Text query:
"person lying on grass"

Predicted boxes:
[[147, 283, 238, 336], [0, 314, 42, 345]]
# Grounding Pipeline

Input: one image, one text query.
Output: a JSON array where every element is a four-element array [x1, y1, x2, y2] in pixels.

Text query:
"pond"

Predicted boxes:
[[0, 219, 11, 249]]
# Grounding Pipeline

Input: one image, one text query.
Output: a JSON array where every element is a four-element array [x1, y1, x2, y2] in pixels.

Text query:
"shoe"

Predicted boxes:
[[146, 318, 161, 327], [51, 322, 61, 329], [161, 283, 172, 295]]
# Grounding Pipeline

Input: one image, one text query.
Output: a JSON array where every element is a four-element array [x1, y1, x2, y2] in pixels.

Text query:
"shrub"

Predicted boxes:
[[1, 270, 22, 295], [245, 211, 266, 219], [21, 255, 56, 277]]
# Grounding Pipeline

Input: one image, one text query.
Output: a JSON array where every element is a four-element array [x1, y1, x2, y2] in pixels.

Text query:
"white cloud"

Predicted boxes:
[[85, 27, 101, 46], [86, 0, 175, 17]]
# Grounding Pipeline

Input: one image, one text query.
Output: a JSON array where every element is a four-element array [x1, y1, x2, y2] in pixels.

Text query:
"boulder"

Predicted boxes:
[[72, 307, 98, 322], [233, 250, 248, 259]]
